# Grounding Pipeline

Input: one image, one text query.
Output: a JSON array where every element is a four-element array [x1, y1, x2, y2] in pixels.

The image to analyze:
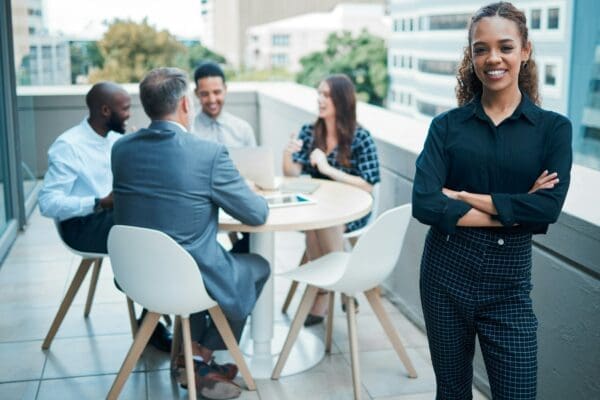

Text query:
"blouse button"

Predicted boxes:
[[497, 238, 505, 246]]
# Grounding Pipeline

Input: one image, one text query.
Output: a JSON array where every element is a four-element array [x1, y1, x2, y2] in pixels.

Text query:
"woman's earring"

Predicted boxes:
[[522, 61, 529, 70]]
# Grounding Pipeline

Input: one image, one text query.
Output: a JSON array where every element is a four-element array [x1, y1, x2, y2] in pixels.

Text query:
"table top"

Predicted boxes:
[[219, 177, 373, 232]]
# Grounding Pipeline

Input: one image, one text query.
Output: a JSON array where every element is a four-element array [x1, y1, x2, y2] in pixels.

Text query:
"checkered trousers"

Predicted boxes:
[[420, 227, 537, 400]]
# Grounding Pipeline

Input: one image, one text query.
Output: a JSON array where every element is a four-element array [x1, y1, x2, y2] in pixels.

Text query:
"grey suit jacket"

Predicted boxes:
[[111, 120, 269, 320]]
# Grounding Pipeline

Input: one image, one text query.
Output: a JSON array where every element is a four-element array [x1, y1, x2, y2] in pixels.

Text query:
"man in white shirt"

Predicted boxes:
[[38, 82, 131, 253], [39, 82, 174, 354], [192, 62, 256, 252]]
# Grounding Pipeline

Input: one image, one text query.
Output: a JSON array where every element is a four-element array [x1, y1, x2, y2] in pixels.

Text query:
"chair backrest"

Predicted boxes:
[[53, 219, 106, 258], [107, 225, 217, 316], [336, 204, 412, 294], [367, 183, 381, 225]]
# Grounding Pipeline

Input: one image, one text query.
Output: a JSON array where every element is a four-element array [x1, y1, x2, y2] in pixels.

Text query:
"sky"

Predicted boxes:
[[44, 0, 204, 39]]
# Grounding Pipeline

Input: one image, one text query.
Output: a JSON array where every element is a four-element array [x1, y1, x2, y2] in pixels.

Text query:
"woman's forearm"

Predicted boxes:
[[283, 152, 302, 177], [322, 165, 373, 193], [457, 207, 503, 227], [457, 191, 498, 215]]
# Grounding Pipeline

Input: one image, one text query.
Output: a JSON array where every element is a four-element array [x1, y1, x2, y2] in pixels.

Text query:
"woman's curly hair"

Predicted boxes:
[[455, 2, 540, 106]]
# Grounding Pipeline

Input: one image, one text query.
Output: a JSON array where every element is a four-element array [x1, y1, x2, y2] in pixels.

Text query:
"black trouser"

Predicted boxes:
[[189, 311, 246, 351], [420, 227, 537, 400], [60, 210, 114, 253], [230, 232, 250, 254]]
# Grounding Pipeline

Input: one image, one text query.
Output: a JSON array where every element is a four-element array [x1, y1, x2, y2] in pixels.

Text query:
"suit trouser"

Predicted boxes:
[[420, 228, 537, 400], [190, 252, 270, 350], [60, 210, 114, 254]]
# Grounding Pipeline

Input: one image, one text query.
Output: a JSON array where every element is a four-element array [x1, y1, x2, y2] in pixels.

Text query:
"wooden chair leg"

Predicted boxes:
[[325, 291, 335, 353], [209, 306, 256, 391], [107, 312, 161, 400], [42, 258, 95, 350], [271, 285, 320, 379], [345, 294, 361, 400], [281, 281, 299, 314], [126, 297, 138, 339], [364, 288, 417, 378], [170, 316, 182, 367], [84, 258, 102, 317], [181, 317, 197, 400], [281, 250, 308, 314]]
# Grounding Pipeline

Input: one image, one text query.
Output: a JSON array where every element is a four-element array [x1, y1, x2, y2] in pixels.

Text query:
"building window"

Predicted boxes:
[[548, 8, 559, 29], [400, 55, 405, 68], [272, 34, 290, 47], [428, 13, 470, 30], [393, 19, 401, 32], [201, 9, 208, 15], [418, 59, 458, 76], [401, 19, 406, 32], [271, 53, 288, 67], [28, 27, 35, 35], [409, 18, 414, 31], [531, 9, 541, 29], [408, 56, 413, 69], [545, 64, 557, 86], [407, 93, 412, 105]]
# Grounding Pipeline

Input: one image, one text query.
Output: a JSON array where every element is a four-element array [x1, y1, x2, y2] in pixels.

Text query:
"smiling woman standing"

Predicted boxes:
[[412, 2, 572, 399]]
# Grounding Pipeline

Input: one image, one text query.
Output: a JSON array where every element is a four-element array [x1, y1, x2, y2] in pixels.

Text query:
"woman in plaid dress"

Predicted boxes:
[[283, 74, 381, 326]]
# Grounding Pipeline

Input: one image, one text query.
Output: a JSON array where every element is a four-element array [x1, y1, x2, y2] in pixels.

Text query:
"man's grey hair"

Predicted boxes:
[[139, 67, 189, 120]]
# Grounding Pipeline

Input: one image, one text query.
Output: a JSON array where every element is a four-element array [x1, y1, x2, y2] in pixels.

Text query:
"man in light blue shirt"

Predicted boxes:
[[192, 62, 256, 253], [192, 62, 256, 149], [38, 81, 131, 253]]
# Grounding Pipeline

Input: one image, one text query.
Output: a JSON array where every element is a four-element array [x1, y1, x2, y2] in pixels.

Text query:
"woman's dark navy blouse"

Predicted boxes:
[[412, 94, 572, 235], [292, 123, 381, 232]]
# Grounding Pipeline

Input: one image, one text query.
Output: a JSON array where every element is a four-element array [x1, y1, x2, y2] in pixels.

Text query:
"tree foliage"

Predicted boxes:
[[296, 30, 388, 106], [187, 42, 226, 70], [70, 41, 104, 83], [89, 18, 188, 83]]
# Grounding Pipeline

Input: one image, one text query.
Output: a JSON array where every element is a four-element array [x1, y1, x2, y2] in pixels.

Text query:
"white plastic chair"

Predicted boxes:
[[281, 183, 381, 313], [106, 225, 255, 400], [271, 204, 418, 400], [41, 221, 138, 350]]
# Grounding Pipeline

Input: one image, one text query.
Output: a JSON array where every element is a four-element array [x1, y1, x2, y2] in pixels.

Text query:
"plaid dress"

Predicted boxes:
[[291, 123, 380, 232]]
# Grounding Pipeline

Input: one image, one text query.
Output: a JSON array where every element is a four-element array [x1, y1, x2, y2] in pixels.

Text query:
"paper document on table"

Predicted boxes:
[[219, 209, 237, 222]]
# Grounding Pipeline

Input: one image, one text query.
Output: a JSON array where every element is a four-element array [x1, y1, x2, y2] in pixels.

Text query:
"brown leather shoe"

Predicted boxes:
[[172, 355, 238, 380], [172, 360, 241, 400]]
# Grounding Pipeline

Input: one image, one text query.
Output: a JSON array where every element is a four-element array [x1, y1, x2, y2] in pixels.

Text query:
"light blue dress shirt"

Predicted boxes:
[[193, 110, 256, 148], [38, 119, 120, 221]]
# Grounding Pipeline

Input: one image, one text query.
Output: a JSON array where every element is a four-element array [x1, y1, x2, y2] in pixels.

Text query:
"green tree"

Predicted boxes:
[[70, 41, 104, 83], [296, 30, 388, 106], [187, 42, 226, 69], [89, 18, 187, 83]]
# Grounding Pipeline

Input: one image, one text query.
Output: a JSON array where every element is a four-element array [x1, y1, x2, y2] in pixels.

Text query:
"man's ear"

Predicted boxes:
[[101, 104, 111, 117], [181, 95, 191, 114]]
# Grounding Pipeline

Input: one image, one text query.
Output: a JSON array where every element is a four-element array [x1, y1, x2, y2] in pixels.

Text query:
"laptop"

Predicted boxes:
[[228, 146, 280, 190]]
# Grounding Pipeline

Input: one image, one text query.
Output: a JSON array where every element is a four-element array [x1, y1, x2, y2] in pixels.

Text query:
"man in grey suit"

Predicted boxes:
[[111, 67, 270, 399]]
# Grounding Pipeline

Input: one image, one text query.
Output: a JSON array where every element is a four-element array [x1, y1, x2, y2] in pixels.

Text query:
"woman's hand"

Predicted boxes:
[[442, 187, 460, 200], [528, 170, 559, 194], [284, 133, 303, 155], [310, 148, 330, 172]]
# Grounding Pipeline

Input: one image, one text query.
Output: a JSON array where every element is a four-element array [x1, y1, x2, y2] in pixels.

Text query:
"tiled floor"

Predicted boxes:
[[0, 210, 489, 400]]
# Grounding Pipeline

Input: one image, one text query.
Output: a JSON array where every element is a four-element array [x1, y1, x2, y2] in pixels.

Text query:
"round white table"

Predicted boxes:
[[218, 177, 372, 378]]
